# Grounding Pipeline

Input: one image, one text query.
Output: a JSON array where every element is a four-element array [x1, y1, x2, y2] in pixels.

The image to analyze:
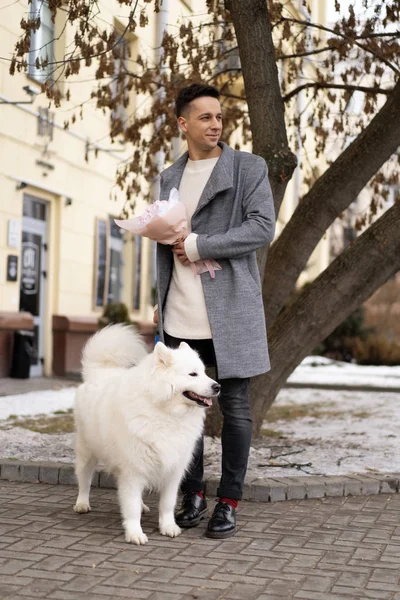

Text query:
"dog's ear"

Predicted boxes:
[[154, 342, 174, 369], [179, 342, 191, 351]]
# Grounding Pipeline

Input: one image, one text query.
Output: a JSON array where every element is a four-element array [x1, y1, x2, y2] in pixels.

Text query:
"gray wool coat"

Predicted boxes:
[[156, 142, 276, 379]]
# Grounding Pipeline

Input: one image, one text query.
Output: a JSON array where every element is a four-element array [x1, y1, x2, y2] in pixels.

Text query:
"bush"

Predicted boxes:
[[314, 306, 373, 362], [351, 335, 400, 366], [98, 302, 132, 329]]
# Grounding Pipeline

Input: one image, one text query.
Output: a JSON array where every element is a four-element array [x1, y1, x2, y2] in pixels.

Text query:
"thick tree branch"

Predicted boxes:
[[251, 199, 400, 435], [263, 78, 400, 326], [278, 45, 341, 60], [283, 82, 392, 103]]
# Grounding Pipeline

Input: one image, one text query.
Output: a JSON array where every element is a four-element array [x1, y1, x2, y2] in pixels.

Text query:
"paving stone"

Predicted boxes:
[[378, 475, 399, 494], [344, 476, 363, 497], [19, 464, 40, 483], [1, 463, 22, 482], [248, 479, 271, 502], [220, 582, 266, 598], [304, 477, 326, 499], [268, 481, 287, 502], [39, 466, 59, 484], [300, 575, 336, 592], [62, 574, 104, 592], [323, 477, 345, 497], [0, 558, 35, 574], [59, 466, 76, 486]]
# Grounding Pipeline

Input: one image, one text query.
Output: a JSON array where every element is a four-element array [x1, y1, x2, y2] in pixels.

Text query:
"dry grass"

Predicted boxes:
[[259, 428, 287, 438], [265, 402, 370, 423], [2, 410, 74, 434]]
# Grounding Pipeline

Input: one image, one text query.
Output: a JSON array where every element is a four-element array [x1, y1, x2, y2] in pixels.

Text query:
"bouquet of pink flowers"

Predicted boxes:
[[114, 188, 221, 278]]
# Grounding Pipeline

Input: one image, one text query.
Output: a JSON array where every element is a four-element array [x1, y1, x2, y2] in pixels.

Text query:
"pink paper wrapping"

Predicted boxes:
[[114, 194, 222, 279], [114, 203, 188, 245]]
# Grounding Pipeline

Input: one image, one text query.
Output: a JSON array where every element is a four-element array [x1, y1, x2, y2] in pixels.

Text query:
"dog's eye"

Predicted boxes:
[[189, 372, 198, 377]]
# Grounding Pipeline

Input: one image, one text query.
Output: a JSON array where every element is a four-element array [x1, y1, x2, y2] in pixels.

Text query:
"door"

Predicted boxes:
[[19, 195, 48, 377]]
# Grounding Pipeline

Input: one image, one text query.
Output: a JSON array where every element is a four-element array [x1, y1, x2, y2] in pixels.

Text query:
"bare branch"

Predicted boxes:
[[283, 82, 392, 103], [281, 17, 400, 75], [7, 0, 139, 71]]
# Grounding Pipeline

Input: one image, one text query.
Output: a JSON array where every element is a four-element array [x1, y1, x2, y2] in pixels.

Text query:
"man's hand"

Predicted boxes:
[[172, 239, 190, 266], [153, 308, 159, 325]]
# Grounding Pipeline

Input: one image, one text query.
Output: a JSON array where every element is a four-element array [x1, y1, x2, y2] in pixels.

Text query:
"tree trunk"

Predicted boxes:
[[263, 79, 400, 325], [226, 0, 297, 202], [251, 200, 400, 435]]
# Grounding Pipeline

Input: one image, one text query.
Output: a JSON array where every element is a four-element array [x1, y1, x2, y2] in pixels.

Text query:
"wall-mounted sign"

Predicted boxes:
[[21, 241, 39, 295], [6, 255, 18, 282], [8, 219, 21, 249]]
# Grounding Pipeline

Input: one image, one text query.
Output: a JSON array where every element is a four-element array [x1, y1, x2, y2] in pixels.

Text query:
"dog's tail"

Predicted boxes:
[[81, 324, 149, 381]]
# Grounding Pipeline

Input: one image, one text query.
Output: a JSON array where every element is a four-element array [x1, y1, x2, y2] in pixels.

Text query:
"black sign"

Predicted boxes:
[[19, 233, 41, 316], [7, 255, 18, 282]]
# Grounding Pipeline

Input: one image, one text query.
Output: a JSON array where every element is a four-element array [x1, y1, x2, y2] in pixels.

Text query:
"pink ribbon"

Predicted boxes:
[[190, 259, 222, 279]]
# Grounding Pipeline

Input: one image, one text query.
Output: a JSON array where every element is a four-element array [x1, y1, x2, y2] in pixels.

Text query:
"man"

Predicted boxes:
[[154, 83, 275, 539]]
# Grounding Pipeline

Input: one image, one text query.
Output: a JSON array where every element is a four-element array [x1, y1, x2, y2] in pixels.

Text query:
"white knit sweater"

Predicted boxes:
[[163, 156, 219, 339]]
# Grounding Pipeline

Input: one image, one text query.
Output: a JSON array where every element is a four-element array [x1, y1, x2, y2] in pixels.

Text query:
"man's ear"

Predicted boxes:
[[154, 342, 174, 369], [178, 116, 187, 133]]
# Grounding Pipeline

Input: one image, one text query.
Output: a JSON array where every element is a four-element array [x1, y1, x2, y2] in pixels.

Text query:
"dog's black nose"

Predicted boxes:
[[213, 383, 221, 394]]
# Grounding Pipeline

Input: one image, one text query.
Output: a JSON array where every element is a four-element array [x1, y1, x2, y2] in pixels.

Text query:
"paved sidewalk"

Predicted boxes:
[[1, 481, 400, 599]]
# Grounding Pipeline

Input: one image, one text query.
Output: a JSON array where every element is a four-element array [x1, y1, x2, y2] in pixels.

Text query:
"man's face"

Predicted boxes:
[[178, 96, 222, 153]]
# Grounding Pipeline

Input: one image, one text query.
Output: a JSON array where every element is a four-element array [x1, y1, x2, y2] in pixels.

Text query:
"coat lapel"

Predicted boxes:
[[159, 153, 187, 199], [159, 142, 235, 213], [193, 142, 235, 217]]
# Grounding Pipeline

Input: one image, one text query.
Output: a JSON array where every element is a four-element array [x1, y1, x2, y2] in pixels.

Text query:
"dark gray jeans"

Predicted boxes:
[[164, 332, 252, 500]]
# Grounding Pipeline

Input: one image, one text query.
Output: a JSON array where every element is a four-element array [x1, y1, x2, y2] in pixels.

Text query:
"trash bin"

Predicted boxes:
[[10, 330, 34, 379]]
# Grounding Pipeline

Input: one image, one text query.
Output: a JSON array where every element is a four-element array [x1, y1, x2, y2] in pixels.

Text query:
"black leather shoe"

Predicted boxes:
[[205, 501, 236, 539], [175, 493, 207, 528]]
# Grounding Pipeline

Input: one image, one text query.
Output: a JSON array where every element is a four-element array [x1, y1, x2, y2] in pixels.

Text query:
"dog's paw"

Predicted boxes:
[[74, 502, 91, 514], [141, 502, 150, 514], [125, 530, 148, 545], [160, 522, 181, 538]]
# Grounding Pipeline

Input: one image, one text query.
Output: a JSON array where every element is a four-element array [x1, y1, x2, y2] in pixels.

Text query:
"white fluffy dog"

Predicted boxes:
[[73, 324, 220, 545]]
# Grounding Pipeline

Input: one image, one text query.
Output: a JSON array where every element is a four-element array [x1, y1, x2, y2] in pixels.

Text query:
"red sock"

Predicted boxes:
[[194, 491, 204, 499], [220, 497, 238, 509]]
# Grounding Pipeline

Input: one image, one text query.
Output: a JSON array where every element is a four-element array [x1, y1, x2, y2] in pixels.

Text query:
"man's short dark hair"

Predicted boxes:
[[176, 83, 220, 118]]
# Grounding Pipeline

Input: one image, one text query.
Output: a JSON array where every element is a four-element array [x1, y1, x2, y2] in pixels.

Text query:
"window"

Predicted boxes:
[[111, 36, 130, 134], [28, 0, 55, 83], [94, 219, 109, 308], [111, 27, 138, 137], [107, 218, 124, 304], [93, 217, 124, 308], [343, 226, 356, 248]]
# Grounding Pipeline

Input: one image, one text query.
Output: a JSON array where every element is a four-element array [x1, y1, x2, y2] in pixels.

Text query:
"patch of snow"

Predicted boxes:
[[0, 388, 76, 421], [289, 356, 400, 388]]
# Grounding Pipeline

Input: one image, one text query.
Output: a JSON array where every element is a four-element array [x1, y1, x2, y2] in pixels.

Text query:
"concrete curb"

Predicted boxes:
[[1, 459, 399, 502]]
